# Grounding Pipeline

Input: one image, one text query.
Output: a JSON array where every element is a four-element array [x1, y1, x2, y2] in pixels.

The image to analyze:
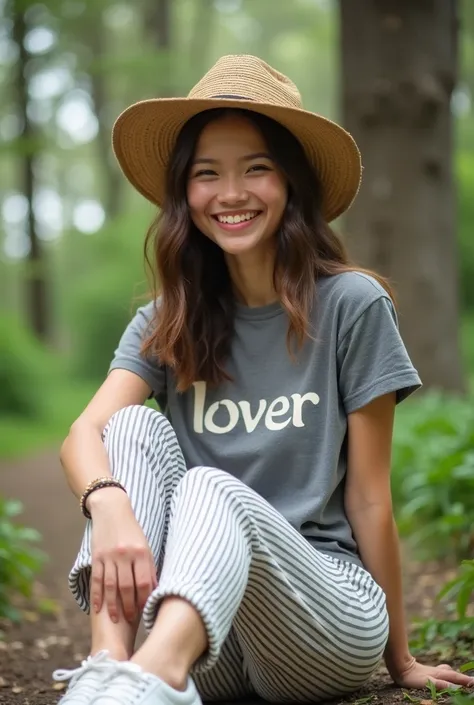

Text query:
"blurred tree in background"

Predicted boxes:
[[11, 0, 49, 340], [340, 0, 464, 392]]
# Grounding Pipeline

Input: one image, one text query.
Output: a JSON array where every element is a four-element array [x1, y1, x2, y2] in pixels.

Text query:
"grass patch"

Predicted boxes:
[[0, 379, 97, 460]]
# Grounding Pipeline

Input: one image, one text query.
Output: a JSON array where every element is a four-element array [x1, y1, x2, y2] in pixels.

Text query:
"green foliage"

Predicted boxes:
[[403, 680, 474, 704], [410, 615, 474, 659], [437, 560, 474, 619], [0, 497, 45, 622], [409, 561, 474, 659], [461, 314, 474, 376], [426, 682, 471, 703], [449, 695, 474, 705], [0, 314, 59, 418], [392, 392, 474, 560], [0, 378, 97, 459], [62, 211, 150, 381], [0, 311, 98, 458], [457, 151, 474, 310], [410, 608, 474, 659], [69, 267, 142, 380]]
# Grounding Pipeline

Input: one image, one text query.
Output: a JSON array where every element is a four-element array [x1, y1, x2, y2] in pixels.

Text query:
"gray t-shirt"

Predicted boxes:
[[109, 272, 421, 566]]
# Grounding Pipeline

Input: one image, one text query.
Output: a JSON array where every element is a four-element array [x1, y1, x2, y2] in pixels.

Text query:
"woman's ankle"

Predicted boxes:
[[131, 653, 188, 691], [90, 641, 130, 661]]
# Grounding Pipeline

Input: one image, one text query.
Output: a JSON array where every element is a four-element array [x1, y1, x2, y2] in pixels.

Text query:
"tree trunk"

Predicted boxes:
[[339, 0, 465, 393], [12, 4, 49, 340], [189, 0, 215, 83], [144, 0, 173, 96], [88, 19, 123, 219]]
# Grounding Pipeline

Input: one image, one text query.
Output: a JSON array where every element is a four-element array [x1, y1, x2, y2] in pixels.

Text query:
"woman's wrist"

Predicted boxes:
[[86, 486, 131, 516], [80, 476, 127, 518], [384, 649, 416, 679]]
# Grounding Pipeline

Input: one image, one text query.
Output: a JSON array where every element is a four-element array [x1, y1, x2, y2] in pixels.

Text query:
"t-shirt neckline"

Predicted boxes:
[[234, 300, 284, 320]]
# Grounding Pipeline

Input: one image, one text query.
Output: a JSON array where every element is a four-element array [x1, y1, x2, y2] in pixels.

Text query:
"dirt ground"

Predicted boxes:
[[0, 449, 472, 705]]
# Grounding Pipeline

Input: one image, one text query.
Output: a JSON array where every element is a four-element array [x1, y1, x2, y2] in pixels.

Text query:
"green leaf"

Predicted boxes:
[[457, 584, 474, 618], [460, 661, 474, 673], [2, 499, 23, 518], [0, 495, 45, 619]]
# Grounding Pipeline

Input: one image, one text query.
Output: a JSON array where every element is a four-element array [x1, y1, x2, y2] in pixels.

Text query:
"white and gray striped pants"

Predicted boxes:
[[70, 405, 389, 703]]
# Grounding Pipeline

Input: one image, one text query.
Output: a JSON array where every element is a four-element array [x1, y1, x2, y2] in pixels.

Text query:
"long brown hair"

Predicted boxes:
[[142, 108, 394, 392]]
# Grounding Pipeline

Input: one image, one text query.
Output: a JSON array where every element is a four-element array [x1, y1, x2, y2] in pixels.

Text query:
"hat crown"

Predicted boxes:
[[188, 55, 303, 109]]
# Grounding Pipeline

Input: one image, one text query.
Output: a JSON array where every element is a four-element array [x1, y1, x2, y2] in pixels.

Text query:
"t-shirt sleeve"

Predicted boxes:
[[108, 301, 166, 399], [337, 296, 422, 414]]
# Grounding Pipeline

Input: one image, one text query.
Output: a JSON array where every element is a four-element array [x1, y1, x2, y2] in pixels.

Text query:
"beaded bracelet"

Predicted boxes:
[[80, 477, 127, 519]]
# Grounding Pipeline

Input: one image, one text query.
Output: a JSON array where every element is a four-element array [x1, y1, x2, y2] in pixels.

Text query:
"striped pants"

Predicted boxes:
[[70, 405, 389, 703]]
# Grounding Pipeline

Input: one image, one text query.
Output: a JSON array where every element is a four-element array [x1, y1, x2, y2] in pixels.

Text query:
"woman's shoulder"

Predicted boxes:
[[315, 270, 396, 341], [130, 297, 162, 326], [317, 270, 394, 315]]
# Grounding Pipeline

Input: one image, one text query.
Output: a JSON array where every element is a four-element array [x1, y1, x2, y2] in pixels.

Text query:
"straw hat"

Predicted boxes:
[[112, 55, 362, 222]]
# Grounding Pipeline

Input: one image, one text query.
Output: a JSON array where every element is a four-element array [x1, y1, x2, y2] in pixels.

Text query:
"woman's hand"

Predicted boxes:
[[89, 488, 158, 623], [393, 658, 474, 691]]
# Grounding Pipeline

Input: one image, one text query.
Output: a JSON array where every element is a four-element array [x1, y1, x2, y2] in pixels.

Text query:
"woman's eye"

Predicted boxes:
[[194, 169, 217, 177], [248, 164, 271, 173]]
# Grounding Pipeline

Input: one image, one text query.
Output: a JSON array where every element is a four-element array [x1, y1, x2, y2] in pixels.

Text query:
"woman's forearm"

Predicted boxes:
[[349, 505, 413, 679], [59, 371, 151, 503], [60, 420, 114, 499], [60, 419, 135, 519]]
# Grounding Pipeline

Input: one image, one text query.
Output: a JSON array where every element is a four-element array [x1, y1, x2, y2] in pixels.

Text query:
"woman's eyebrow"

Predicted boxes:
[[192, 157, 218, 165], [242, 152, 272, 161], [192, 152, 272, 165]]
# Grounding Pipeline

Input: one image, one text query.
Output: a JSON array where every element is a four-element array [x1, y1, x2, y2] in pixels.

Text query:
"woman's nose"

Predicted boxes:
[[216, 176, 248, 205]]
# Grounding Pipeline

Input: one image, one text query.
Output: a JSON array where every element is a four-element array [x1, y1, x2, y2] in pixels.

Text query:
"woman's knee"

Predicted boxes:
[[102, 404, 171, 444], [178, 466, 245, 500]]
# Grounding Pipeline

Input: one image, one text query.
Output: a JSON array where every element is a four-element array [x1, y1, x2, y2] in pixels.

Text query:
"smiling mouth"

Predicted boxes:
[[213, 211, 261, 225]]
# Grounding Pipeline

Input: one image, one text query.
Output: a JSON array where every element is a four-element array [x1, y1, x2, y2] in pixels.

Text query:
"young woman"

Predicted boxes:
[[55, 55, 474, 705]]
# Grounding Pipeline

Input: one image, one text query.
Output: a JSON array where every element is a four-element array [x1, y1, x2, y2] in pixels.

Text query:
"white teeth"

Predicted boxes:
[[217, 212, 258, 224]]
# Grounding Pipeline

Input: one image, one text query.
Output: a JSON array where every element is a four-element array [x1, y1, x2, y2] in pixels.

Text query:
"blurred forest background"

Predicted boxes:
[[1, 0, 474, 639]]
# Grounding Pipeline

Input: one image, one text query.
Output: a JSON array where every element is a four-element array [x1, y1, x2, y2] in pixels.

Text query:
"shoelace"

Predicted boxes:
[[53, 650, 115, 701], [93, 661, 150, 705]]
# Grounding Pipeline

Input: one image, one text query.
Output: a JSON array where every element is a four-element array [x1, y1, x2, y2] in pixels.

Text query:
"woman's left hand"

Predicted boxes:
[[394, 659, 474, 691]]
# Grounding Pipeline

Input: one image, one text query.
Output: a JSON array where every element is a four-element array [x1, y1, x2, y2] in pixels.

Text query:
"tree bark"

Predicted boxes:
[[189, 0, 215, 82], [144, 0, 173, 96], [12, 4, 49, 340], [88, 19, 123, 219], [339, 0, 465, 393]]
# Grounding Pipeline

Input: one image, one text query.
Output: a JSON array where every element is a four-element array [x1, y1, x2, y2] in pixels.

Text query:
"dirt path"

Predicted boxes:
[[0, 449, 469, 705]]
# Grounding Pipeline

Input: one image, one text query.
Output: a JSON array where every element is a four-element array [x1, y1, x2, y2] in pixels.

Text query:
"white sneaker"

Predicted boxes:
[[90, 661, 202, 705], [53, 650, 118, 704]]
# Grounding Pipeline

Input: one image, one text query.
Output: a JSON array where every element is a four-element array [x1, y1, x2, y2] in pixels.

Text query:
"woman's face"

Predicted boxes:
[[187, 114, 287, 259]]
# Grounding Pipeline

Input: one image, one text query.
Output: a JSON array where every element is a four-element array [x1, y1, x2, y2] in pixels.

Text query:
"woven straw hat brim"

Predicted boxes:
[[112, 97, 362, 223]]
